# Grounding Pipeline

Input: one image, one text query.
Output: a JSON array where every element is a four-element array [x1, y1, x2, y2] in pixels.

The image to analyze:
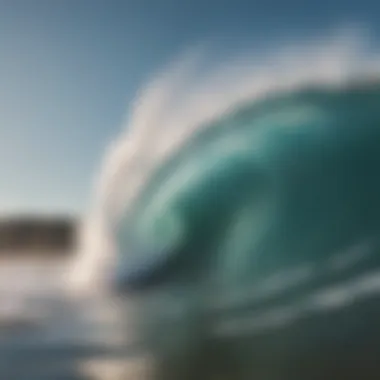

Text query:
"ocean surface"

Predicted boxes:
[[0, 256, 143, 380], [2, 242, 380, 380]]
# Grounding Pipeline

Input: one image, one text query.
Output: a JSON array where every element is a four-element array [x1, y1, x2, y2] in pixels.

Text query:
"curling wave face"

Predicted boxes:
[[114, 84, 380, 291]]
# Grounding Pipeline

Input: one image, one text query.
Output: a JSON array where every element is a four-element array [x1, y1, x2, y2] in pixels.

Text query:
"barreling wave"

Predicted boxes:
[[67, 26, 380, 296]]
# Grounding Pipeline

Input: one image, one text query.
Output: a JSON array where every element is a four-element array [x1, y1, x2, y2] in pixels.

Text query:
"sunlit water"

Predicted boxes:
[[0, 255, 141, 380]]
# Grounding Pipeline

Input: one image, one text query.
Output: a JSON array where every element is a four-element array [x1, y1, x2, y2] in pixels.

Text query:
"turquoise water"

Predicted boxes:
[[115, 83, 380, 291]]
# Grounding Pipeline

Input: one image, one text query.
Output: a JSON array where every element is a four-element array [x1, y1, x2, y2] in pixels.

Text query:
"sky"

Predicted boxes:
[[0, 0, 380, 217]]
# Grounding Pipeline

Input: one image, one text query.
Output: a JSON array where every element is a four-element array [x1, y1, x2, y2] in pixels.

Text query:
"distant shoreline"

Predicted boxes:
[[0, 216, 77, 256]]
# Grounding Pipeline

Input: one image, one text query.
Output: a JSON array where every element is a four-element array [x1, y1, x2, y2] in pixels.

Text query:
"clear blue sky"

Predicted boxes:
[[0, 0, 379, 216]]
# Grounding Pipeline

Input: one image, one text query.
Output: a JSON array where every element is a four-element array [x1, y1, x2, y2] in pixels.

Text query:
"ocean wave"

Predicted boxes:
[[68, 27, 380, 296]]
